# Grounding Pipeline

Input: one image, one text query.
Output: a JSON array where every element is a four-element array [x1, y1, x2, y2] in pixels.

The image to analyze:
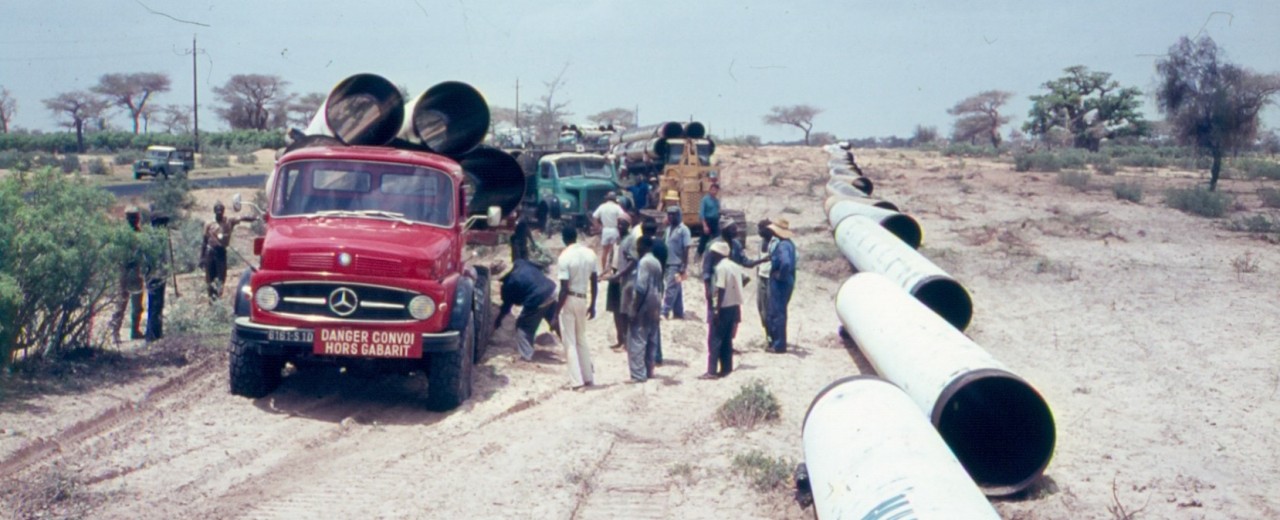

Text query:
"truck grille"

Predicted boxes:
[[270, 282, 416, 322], [288, 252, 333, 270], [353, 255, 403, 277], [579, 189, 609, 213]]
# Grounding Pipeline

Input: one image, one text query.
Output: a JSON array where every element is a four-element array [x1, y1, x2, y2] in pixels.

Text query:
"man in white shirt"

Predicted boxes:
[[591, 191, 627, 273], [700, 241, 745, 379], [555, 226, 600, 390]]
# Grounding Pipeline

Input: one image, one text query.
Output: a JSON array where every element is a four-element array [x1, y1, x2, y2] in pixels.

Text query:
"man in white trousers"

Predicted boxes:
[[555, 226, 600, 390]]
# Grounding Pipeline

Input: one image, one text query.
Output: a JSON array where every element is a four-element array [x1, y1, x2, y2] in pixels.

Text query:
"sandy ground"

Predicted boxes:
[[2, 145, 1279, 519]]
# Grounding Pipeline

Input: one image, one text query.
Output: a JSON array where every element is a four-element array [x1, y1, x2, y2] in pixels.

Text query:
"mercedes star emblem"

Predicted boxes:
[[328, 287, 359, 316]]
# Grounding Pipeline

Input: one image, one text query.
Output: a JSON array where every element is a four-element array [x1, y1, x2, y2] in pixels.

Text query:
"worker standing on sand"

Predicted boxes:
[[592, 191, 627, 273], [144, 210, 172, 342], [495, 259, 559, 362], [697, 183, 721, 257], [201, 201, 257, 300], [766, 218, 797, 354], [747, 219, 777, 344], [109, 207, 145, 343], [603, 214, 633, 350], [554, 226, 599, 390], [700, 241, 745, 379], [639, 217, 667, 365], [627, 236, 664, 382], [661, 206, 691, 320]]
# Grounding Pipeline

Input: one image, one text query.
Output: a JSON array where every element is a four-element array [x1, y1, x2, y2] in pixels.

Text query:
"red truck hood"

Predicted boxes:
[[260, 216, 456, 279]]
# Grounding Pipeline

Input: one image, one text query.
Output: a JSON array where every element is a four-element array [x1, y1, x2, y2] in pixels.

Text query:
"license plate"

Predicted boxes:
[[313, 328, 422, 359], [267, 329, 313, 343]]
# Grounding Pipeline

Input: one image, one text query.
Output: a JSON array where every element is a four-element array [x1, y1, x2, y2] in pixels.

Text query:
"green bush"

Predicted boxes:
[[1056, 170, 1091, 190], [1164, 187, 1232, 218], [0, 150, 32, 169], [57, 154, 81, 174], [1227, 215, 1278, 234], [1116, 152, 1167, 168], [731, 450, 794, 493], [1112, 181, 1144, 202], [1236, 159, 1280, 180], [1014, 152, 1061, 172], [87, 158, 110, 176], [200, 151, 230, 168], [1094, 159, 1118, 176], [717, 379, 781, 429], [231, 143, 259, 165], [1258, 188, 1280, 208], [942, 143, 1002, 158]]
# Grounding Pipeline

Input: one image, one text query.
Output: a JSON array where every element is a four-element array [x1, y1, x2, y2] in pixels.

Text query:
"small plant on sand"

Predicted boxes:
[[717, 379, 781, 429], [1257, 187, 1280, 208], [1230, 251, 1259, 277], [1056, 170, 1091, 191], [732, 450, 794, 493], [1164, 187, 1231, 218], [667, 462, 697, 485], [1112, 181, 1143, 202]]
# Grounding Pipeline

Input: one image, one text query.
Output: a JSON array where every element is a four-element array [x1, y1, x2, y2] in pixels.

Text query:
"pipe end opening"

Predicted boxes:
[[881, 214, 923, 249], [935, 373, 1056, 496], [912, 277, 973, 331]]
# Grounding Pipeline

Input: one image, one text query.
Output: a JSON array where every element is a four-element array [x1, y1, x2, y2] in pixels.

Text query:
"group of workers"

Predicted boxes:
[[497, 182, 798, 389]]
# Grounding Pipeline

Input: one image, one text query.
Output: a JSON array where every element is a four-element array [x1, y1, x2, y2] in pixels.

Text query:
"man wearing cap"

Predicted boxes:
[[660, 206, 691, 320], [604, 214, 634, 350], [766, 218, 798, 354], [700, 240, 745, 379], [201, 201, 258, 300], [700, 218, 747, 322], [109, 207, 146, 342], [626, 235, 664, 382], [697, 183, 721, 257], [591, 191, 627, 273], [495, 259, 559, 361], [555, 226, 599, 389]]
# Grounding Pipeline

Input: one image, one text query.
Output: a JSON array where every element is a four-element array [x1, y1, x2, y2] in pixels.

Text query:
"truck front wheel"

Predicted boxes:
[[426, 315, 475, 411], [229, 336, 285, 398]]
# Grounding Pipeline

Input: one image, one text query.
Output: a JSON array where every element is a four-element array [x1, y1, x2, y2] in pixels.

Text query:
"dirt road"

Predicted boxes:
[[3, 146, 1279, 519]]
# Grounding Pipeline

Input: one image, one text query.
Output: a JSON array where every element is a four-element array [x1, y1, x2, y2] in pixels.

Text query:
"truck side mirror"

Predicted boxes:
[[231, 193, 243, 212], [486, 206, 502, 228]]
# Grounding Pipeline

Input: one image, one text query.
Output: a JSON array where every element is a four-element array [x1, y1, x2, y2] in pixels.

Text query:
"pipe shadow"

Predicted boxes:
[[838, 326, 879, 376]]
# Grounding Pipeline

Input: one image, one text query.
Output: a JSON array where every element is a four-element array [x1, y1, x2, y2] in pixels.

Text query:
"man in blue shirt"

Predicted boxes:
[[696, 183, 721, 257], [661, 206, 691, 320], [495, 259, 559, 361], [766, 219, 797, 354]]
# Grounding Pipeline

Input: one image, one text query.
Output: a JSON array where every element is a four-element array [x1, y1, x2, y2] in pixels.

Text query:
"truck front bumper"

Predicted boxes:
[[232, 317, 460, 357]]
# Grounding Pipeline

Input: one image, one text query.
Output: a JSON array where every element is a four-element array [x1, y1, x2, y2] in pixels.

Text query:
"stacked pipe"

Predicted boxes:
[[293, 73, 524, 217]]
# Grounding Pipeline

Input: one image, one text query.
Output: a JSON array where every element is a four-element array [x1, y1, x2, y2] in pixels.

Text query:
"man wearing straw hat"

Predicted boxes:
[[765, 218, 797, 354]]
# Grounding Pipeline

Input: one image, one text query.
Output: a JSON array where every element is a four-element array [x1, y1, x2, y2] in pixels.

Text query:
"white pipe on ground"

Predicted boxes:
[[833, 215, 972, 330], [826, 198, 921, 249], [803, 376, 1000, 519], [835, 273, 1056, 496]]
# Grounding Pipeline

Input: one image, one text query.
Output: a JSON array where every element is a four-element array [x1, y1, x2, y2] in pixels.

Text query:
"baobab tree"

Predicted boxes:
[[763, 105, 822, 145]]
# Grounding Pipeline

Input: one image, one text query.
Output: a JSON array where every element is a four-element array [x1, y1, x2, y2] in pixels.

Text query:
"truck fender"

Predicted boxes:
[[542, 196, 563, 220], [233, 270, 253, 317], [448, 276, 476, 332]]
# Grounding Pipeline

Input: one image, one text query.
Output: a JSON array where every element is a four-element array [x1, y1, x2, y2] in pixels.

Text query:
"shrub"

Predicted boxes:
[[57, 154, 81, 174], [1237, 158, 1280, 180], [87, 158, 110, 176], [1094, 160, 1118, 176], [200, 150, 230, 168], [731, 450, 794, 493], [231, 143, 259, 165], [1112, 181, 1144, 202], [1226, 215, 1278, 234], [1014, 152, 1060, 172], [1164, 187, 1232, 218], [942, 143, 1001, 158], [717, 379, 781, 429], [0, 150, 32, 169], [1258, 187, 1280, 208], [1056, 170, 1091, 190], [145, 175, 195, 219], [113, 149, 143, 165]]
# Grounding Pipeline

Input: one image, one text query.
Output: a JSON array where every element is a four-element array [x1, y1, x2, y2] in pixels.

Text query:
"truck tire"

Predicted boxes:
[[229, 336, 285, 398], [472, 268, 493, 363], [426, 314, 474, 411]]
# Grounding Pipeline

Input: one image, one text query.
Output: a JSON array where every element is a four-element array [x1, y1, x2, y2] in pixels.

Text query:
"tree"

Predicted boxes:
[[0, 86, 15, 133], [948, 90, 1012, 148], [522, 64, 572, 145], [587, 108, 634, 128], [284, 92, 326, 128], [42, 91, 110, 153], [763, 105, 822, 145], [156, 104, 192, 134], [92, 72, 171, 134], [1023, 66, 1148, 152], [214, 74, 291, 130], [1156, 36, 1280, 191], [911, 124, 939, 146]]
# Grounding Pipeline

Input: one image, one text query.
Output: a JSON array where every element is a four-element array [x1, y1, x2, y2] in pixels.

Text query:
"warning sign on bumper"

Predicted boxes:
[[313, 328, 422, 359]]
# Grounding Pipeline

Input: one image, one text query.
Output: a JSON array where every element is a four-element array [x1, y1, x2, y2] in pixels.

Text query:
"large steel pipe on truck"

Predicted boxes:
[[683, 121, 707, 139], [826, 199, 922, 249], [833, 215, 972, 330], [304, 73, 406, 146], [613, 122, 684, 144], [836, 273, 1056, 496], [619, 138, 670, 163], [400, 81, 490, 157], [803, 376, 1000, 519], [458, 146, 525, 216]]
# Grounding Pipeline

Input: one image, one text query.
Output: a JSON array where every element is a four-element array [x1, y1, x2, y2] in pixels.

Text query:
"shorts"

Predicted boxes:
[[601, 227, 621, 246]]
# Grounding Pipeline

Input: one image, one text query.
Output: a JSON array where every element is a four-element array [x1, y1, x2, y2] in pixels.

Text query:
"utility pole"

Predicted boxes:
[[192, 35, 200, 153], [514, 77, 520, 131]]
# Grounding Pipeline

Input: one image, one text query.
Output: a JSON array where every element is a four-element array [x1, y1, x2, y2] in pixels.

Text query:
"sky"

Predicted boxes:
[[3, 0, 1279, 143]]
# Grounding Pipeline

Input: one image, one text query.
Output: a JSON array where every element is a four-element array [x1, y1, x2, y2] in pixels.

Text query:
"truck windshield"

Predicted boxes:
[[148, 150, 170, 160], [556, 158, 614, 179], [272, 159, 455, 227]]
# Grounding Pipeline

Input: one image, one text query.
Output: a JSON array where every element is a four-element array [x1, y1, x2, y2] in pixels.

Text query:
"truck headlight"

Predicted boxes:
[[255, 286, 280, 311], [408, 295, 436, 320], [561, 199, 572, 209]]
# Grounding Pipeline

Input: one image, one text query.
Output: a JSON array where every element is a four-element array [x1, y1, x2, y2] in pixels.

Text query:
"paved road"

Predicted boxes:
[[105, 173, 268, 198]]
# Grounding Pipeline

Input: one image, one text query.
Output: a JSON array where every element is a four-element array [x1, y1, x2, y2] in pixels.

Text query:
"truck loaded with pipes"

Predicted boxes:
[[613, 121, 743, 234], [509, 124, 629, 231], [227, 74, 525, 411]]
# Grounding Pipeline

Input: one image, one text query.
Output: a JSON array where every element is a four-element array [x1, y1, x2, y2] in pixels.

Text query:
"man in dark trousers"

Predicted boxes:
[[700, 241, 745, 379], [144, 210, 172, 342], [495, 259, 559, 361], [696, 183, 721, 257], [604, 215, 634, 350], [747, 219, 776, 343], [109, 207, 145, 343], [626, 236, 664, 382], [766, 218, 797, 353], [201, 201, 257, 300]]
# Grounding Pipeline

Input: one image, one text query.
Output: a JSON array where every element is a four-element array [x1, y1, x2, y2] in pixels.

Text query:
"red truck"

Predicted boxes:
[[228, 74, 522, 410]]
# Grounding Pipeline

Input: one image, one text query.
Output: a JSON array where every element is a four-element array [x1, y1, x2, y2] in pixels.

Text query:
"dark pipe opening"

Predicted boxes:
[[872, 201, 900, 211], [910, 276, 973, 331], [880, 214, 922, 249], [411, 81, 490, 157], [458, 146, 524, 216], [325, 74, 405, 146], [659, 122, 684, 139], [934, 371, 1056, 497], [684, 121, 707, 139]]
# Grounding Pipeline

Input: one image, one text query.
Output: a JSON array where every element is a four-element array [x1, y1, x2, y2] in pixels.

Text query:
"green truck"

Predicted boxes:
[[133, 145, 195, 179], [513, 151, 629, 230]]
